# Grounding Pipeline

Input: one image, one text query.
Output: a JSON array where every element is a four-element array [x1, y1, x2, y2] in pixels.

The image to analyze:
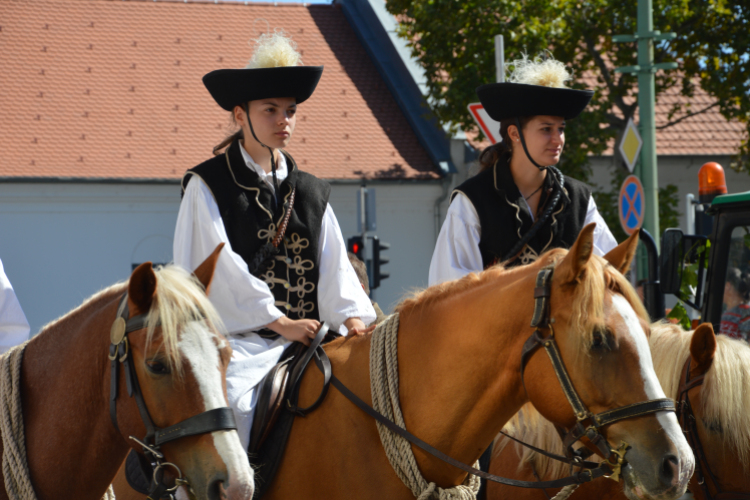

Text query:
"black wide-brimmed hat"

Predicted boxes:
[[476, 82, 593, 121], [203, 66, 324, 111]]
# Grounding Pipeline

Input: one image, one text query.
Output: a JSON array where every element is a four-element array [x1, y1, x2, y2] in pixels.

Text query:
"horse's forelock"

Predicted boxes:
[[567, 255, 648, 352], [142, 265, 225, 376]]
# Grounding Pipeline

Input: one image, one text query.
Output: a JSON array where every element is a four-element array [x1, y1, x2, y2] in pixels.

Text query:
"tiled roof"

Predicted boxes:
[[467, 80, 744, 157], [0, 0, 439, 180], [652, 83, 744, 156]]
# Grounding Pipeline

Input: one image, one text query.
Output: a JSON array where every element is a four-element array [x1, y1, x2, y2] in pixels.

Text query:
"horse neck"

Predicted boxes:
[[395, 271, 537, 485], [21, 286, 129, 500]]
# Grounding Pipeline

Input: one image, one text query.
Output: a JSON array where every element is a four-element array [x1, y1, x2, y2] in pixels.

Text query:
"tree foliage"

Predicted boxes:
[[386, 0, 750, 210]]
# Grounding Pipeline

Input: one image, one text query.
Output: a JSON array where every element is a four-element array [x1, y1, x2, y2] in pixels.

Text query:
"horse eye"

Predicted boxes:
[[146, 360, 170, 375], [702, 419, 723, 433], [592, 332, 604, 348]]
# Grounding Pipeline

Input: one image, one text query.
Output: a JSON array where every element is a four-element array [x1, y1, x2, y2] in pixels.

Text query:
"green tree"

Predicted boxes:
[[386, 0, 749, 231]]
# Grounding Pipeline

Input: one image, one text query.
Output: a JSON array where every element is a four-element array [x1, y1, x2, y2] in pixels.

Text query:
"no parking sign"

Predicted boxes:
[[618, 175, 645, 235]]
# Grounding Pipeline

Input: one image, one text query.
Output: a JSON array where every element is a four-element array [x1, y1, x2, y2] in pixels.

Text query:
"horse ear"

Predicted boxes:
[[604, 230, 639, 275], [128, 262, 157, 316], [559, 223, 596, 283], [193, 243, 225, 295], [689, 323, 717, 377]]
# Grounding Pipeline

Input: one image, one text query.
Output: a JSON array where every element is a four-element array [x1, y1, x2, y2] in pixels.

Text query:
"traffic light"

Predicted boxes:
[[371, 235, 389, 289], [347, 235, 364, 261]]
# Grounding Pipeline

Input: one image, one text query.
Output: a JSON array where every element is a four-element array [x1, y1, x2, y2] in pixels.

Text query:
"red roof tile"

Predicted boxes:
[[0, 0, 438, 180]]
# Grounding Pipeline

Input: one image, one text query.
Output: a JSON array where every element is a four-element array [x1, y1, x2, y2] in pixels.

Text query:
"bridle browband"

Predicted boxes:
[[519, 267, 677, 481], [109, 293, 237, 500], [677, 358, 749, 500]]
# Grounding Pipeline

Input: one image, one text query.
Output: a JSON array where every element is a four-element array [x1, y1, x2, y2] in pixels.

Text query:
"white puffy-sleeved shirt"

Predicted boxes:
[[0, 258, 31, 353], [173, 146, 376, 449], [428, 191, 618, 286]]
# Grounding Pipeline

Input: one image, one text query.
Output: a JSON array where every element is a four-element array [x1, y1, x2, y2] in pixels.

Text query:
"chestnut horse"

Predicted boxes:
[[116, 225, 693, 500], [489, 322, 750, 500], [0, 246, 253, 500]]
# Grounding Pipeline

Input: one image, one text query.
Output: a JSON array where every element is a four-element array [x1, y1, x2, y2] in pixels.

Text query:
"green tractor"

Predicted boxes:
[[646, 162, 750, 335]]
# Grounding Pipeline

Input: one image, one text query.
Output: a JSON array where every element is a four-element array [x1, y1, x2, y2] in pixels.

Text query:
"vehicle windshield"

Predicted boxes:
[[719, 225, 750, 340]]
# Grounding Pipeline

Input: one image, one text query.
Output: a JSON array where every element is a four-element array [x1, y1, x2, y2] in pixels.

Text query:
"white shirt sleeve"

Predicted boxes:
[[428, 193, 484, 286], [317, 204, 376, 333], [584, 196, 618, 256], [173, 177, 284, 335], [0, 258, 30, 353]]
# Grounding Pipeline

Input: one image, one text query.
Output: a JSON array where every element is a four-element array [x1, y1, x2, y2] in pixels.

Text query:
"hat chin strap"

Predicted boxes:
[[515, 117, 549, 171], [243, 103, 280, 206]]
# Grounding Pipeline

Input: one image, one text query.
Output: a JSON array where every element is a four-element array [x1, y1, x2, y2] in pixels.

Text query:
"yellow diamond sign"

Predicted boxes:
[[618, 118, 643, 173]]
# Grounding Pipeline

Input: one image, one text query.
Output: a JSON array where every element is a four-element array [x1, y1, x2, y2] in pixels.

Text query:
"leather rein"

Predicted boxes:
[[677, 358, 749, 500], [302, 266, 676, 489], [108, 293, 237, 500]]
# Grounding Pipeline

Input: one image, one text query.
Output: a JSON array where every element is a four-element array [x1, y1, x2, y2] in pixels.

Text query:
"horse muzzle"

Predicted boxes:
[[620, 445, 694, 500]]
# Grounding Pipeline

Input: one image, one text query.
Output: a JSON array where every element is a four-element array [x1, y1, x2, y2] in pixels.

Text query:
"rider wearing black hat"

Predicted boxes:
[[429, 55, 616, 284], [173, 32, 375, 450]]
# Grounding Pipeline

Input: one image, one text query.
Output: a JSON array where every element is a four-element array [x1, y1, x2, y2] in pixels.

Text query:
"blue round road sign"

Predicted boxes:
[[618, 175, 645, 235]]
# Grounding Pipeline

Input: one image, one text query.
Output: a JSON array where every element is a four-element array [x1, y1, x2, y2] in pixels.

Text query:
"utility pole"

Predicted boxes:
[[613, 0, 677, 253]]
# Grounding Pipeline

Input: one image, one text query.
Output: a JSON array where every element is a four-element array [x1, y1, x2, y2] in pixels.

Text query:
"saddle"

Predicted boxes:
[[248, 323, 337, 499]]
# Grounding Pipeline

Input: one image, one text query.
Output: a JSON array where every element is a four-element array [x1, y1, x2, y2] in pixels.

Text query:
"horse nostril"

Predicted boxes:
[[659, 454, 680, 486], [208, 479, 228, 500]]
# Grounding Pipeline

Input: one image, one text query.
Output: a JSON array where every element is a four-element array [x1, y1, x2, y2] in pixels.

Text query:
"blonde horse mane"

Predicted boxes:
[[650, 322, 750, 465], [397, 248, 647, 353], [41, 265, 224, 376], [497, 322, 750, 477], [396, 250, 567, 315]]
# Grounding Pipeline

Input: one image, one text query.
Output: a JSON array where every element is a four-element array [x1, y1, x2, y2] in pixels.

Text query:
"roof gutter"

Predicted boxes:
[[0, 176, 180, 184]]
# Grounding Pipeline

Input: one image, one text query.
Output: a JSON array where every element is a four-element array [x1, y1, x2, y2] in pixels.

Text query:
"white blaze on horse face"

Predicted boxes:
[[611, 295, 694, 483], [179, 321, 254, 494]]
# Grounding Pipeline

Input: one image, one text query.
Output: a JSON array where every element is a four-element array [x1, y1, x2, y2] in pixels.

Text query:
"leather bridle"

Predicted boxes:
[[108, 294, 237, 500], [519, 267, 677, 480], [306, 265, 678, 489], [677, 358, 750, 500]]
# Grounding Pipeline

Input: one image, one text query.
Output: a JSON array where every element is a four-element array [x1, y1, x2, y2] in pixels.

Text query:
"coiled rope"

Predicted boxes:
[[0, 343, 36, 500], [0, 342, 116, 500], [370, 314, 481, 499], [551, 484, 579, 500]]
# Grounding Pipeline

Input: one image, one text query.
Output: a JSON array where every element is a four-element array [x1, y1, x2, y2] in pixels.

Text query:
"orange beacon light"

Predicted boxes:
[[698, 162, 727, 201]]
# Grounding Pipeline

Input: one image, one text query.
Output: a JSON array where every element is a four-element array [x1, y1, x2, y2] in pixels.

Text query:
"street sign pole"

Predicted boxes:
[[637, 0, 659, 254], [468, 35, 505, 144], [495, 35, 505, 83], [613, 0, 678, 254]]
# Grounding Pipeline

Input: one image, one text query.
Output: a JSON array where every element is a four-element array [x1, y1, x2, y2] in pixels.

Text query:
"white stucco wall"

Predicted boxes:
[[0, 181, 445, 335]]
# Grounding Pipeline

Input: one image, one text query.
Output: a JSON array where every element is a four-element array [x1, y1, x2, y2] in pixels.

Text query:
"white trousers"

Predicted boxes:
[[225, 333, 290, 451]]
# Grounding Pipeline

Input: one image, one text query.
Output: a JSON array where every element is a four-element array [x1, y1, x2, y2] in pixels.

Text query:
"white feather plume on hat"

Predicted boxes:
[[246, 31, 302, 69], [506, 53, 572, 89]]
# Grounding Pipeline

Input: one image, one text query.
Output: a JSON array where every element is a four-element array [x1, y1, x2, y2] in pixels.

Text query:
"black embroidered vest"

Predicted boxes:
[[183, 140, 331, 321], [453, 153, 590, 267]]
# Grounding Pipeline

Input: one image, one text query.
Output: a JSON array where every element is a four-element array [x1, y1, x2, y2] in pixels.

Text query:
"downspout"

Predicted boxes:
[[434, 161, 454, 242]]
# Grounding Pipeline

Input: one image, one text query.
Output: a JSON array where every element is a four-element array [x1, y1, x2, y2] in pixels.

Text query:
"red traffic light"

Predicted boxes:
[[347, 235, 364, 260]]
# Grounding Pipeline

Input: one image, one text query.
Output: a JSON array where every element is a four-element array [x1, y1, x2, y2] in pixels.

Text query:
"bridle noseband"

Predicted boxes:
[[109, 294, 237, 500], [677, 358, 749, 500], [520, 267, 677, 481]]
